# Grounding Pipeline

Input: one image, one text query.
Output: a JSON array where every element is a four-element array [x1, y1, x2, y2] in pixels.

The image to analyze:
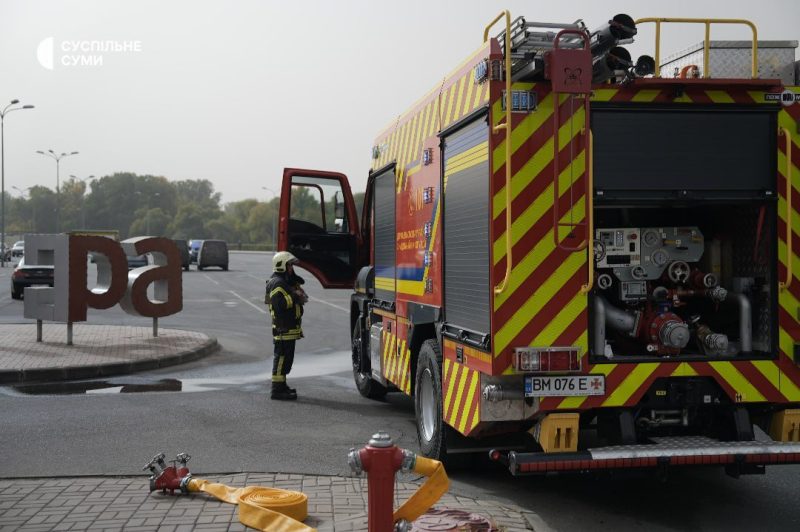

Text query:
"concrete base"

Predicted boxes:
[[0, 323, 218, 384]]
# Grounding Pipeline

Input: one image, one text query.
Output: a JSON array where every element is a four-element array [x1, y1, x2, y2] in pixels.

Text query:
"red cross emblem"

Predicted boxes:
[[590, 378, 603, 391]]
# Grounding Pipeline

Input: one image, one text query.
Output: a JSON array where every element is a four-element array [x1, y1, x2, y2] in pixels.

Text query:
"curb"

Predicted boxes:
[[229, 250, 272, 254], [0, 336, 219, 385]]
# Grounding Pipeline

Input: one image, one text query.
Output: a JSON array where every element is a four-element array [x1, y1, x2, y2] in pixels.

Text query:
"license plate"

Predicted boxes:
[[525, 375, 605, 397]]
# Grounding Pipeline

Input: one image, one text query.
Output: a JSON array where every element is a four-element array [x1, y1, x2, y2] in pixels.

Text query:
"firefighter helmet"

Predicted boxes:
[[273, 251, 298, 273]]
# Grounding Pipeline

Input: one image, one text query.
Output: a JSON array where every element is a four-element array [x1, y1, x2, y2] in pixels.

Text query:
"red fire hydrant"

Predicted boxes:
[[348, 432, 416, 532]]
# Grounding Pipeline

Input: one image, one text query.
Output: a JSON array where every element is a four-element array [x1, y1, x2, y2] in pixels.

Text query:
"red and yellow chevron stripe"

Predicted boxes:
[[380, 325, 412, 395], [777, 86, 800, 403], [442, 357, 481, 436], [371, 43, 492, 191], [490, 81, 590, 376]]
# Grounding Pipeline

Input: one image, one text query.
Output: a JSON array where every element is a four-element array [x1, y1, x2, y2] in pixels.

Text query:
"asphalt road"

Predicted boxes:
[[0, 252, 798, 531]]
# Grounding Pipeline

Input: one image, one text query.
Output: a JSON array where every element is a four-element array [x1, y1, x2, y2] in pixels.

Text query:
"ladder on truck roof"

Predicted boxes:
[[497, 17, 590, 80]]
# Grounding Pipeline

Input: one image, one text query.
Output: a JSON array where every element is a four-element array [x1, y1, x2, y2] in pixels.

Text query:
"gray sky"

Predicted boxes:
[[1, 0, 798, 204]]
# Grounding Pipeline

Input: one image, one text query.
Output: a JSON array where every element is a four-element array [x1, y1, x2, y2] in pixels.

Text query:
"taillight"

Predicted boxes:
[[513, 347, 581, 373], [12, 270, 27, 280]]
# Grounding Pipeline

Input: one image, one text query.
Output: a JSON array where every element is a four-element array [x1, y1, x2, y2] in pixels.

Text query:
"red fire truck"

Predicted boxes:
[[278, 12, 800, 475]]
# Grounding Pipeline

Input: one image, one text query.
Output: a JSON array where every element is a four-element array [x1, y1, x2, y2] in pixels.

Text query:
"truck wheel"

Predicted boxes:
[[415, 339, 448, 461], [352, 321, 386, 399]]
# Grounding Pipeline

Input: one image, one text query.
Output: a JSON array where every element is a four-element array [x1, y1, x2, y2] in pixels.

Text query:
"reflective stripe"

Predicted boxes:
[[275, 330, 302, 341], [270, 286, 293, 308]]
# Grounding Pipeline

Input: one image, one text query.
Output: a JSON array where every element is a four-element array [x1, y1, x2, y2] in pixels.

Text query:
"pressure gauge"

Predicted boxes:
[[643, 230, 660, 247], [651, 249, 669, 267]]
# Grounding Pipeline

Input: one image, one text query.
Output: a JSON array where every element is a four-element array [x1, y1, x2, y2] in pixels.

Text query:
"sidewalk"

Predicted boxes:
[[0, 473, 536, 531], [0, 323, 218, 384]]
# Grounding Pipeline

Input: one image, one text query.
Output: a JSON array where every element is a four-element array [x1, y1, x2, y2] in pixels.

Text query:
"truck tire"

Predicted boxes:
[[352, 320, 386, 400], [415, 339, 448, 461]]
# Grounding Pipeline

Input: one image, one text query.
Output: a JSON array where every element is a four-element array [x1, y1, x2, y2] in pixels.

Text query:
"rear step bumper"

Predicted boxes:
[[490, 436, 800, 475]]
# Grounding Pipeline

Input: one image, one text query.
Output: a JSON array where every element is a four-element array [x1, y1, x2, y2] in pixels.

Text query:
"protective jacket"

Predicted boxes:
[[266, 272, 304, 340]]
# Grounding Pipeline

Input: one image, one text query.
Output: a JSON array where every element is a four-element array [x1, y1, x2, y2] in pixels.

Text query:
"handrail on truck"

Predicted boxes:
[[580, 130, 594, 295], [485, 10, 514, 295], [780, 126, 793, 291], [551, 29, 592, 253], [635, 18, 759, 78]]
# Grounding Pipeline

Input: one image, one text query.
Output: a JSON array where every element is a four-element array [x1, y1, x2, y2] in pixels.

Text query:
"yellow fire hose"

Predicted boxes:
[[393, 456, 450, 524], [186, 478, 316, 532], [183, 456, 447, 531]]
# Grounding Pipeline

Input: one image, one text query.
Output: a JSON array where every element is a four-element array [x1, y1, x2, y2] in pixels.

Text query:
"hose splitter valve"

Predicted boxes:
[[348, 432, 418, 532], [143, 452, 193, 495]]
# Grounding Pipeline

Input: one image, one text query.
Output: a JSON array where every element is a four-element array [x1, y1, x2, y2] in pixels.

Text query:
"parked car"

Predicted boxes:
[[127, 254, 148, 270], [189, 240, 203, 264], [11, 257, 54, 300], [11, 240, 25, 257], [173, 239, 190, 271], [197, 240, 229, 271]]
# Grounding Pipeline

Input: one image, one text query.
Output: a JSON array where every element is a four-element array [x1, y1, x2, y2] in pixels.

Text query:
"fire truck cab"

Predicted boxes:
[[279, 12, 800, 475]]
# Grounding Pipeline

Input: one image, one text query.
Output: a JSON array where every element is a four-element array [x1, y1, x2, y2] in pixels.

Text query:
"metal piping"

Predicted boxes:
[[593, 295, 607, 356], [604, 298, 638, 334], [594, 293, 751, 356], [728, 293, 752, 353], [593, 295, 637, 356]]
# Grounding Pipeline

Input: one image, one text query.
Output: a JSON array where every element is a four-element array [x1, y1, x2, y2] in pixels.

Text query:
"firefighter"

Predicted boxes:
[[265, 251, 306, 400]]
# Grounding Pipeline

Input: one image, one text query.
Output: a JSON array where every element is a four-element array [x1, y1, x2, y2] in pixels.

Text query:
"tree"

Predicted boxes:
[[28, 187, 57, 233], [169, 204, 209, 239], [59, 178, 89, 232], [246, 202, 278, 245], [206, 217, 238, 243], [84, 173, 176, 238], [129, 208, 172, 237], [174, 180, 221, 211]]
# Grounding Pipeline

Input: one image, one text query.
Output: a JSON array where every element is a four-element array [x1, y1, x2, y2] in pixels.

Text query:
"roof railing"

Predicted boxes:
[[635, 18, 759, 78]]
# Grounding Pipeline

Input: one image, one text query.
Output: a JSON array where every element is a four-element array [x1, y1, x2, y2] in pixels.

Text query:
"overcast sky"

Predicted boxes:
[[1, 0, 798, 204]]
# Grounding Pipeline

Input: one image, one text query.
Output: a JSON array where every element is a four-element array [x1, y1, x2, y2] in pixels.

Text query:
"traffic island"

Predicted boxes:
[[0, 323, 218, 384]]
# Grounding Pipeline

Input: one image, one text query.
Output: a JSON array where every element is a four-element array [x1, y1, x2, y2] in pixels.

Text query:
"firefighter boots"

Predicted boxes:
[[271, 382, 297, 401]]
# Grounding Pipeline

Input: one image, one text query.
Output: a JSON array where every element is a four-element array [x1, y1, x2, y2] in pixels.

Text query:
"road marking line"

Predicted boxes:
[[229, 290, 267, 314], [202, 274, 220, 285], [309, 296, 348, 312], [247, 273, 348, 312]]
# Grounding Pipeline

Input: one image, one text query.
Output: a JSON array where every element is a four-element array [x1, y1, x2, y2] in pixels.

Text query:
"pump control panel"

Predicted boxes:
[[595, 228, 641, 268]]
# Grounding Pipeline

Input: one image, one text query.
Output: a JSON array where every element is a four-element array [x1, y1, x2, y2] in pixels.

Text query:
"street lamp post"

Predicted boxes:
[[262, 186, 278, 251], [36, 149, 78, 234], [1, 99, 35, 267], [70, 174, 95, 229]]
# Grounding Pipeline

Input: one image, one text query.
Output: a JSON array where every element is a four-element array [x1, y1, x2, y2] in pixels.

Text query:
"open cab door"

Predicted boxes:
[[278, 168, 363, 289]]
